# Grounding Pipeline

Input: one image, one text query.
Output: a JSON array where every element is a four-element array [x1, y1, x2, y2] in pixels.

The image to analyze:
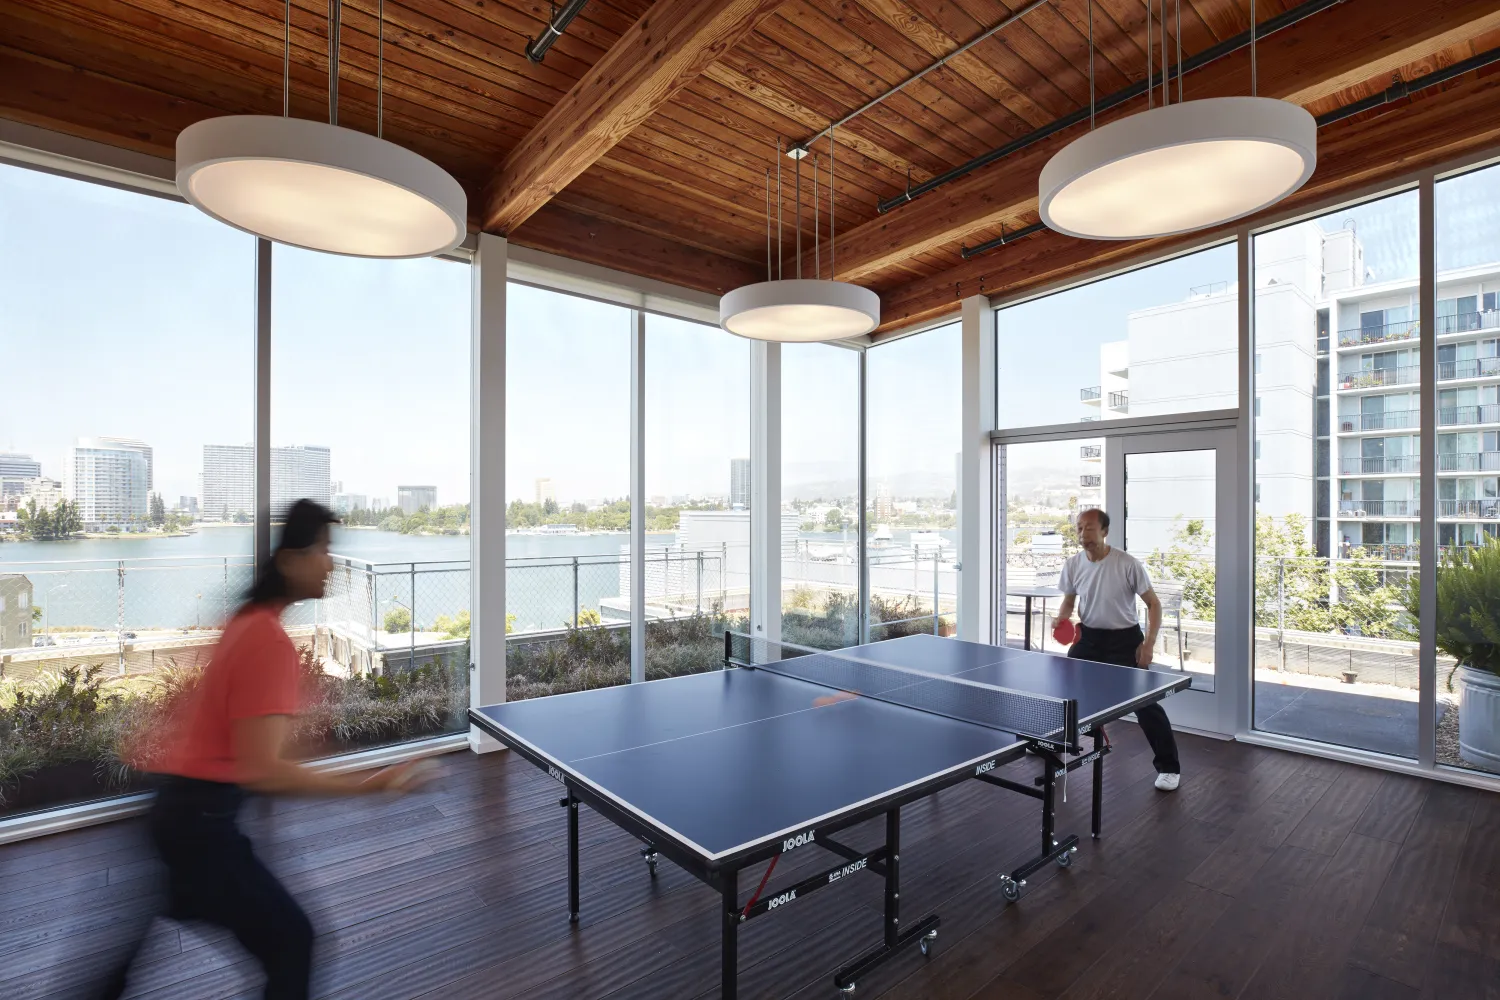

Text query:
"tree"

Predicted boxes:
[[149, 493, 166, 527], [542, 497, 559, 516], [384, 607, 412, 633], [823, 508, 843, 530], [16, 498, 50, 539], [434, 609, 471, 639], [232, 509, 251, 524]]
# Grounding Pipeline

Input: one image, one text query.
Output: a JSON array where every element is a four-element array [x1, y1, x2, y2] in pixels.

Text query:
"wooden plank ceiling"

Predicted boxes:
[[4, 0, 1500, 332]]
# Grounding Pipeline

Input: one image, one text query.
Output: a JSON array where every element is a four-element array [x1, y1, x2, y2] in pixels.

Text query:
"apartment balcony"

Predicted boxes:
[[1337, 320, 1419, 348], [1438, 356, 1500, 381], [1337, 409, 1420, 433], [1438, 499, 1500, 518], [1340, 455, 1419, 475], [1080, 474, 1101, 488], [1438, 403, 1500, 427], [1338, 541, 1418, 562], [1108, 390, 1129, 411], [1081, 385, 1101, 403], [1337, 500, 1418, 518], [1439, 451, 1500, 472], [1080, 445, 1102, 461], [1437, 309, 1500, 336], [1336, 365, 1420, 391]]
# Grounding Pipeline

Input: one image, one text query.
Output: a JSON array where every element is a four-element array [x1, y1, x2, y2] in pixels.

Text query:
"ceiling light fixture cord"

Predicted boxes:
[[829, 123, 836, 281], [1176, 0, 1183, 103], [765, 168, 772, 281], [813, 154, 821, 279], [283, 0, 290, 117], [1087, 0, 1095, 130], [1161, 0, 1168, 106], [776, 138, 783, 281], [795, 147, 802, 280], [328, 0, 339, 126], [377, 0, 384, 139], [1251, 0, 1257, 97], [1146, 0, 1153, 110]]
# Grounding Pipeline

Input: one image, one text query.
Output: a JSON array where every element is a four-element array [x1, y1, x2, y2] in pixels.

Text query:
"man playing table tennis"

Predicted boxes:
[[1052, 508, 1181, 792]]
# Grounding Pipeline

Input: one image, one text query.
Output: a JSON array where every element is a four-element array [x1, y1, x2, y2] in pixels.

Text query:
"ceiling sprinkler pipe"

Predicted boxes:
[[526, 0, 591, 64]]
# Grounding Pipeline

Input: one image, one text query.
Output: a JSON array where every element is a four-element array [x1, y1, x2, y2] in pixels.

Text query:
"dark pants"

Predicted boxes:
[[1070, 625, 1181, 775], [99, 777, 313, 1000]]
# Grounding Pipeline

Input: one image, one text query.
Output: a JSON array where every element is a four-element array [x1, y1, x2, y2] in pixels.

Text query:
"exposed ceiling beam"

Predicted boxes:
[[482, 0, 784, 235], [876, 69, 1500, 332], [816, 0, 1500, 286]]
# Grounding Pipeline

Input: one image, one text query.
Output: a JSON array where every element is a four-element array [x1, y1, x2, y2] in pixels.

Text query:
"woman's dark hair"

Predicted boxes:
[[247, 499, 340, 603]]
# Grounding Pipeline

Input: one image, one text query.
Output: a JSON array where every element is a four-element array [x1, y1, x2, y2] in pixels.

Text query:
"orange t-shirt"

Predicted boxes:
[[163, 603, 301, 784]]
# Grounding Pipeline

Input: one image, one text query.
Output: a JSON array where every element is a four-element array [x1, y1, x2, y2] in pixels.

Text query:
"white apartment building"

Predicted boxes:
[[729, 458, 751, 509], [202, 444, 332, 521], [535, 478, 556, 505], [66, 437, 150, 529], [398, 485, 437, 514]]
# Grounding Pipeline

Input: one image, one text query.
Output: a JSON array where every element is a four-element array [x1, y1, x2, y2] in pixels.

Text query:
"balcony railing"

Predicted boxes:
[[1108, 391, 1128, 410], [1340, 455, 1419, 475], [1338, 320, 1419, 347], [1337, 500, 1418, 517], [1080, 445, 1101, 459], [1338, 541, 1418, 561], [1439, 451, 1500, 472], [1080, 385, 1101, 401], [1439, 498, 1500, 518], [1080, 474, 1102, 488], [1079, 415, 1100, 422], [1438, 403, 1500, 427], [1337, 365, 1420, 390], [1436, 310, 1500, 336], [1337, 409, 1419, 432], [1438, 356, 1500, 381]]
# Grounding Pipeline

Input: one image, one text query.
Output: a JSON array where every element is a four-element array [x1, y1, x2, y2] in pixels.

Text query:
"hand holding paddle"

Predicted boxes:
[[1052, 618, 1078, 646]]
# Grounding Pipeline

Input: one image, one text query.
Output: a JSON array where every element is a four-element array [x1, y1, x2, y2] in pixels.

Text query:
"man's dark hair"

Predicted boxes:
[[1079, 507, 1110, 533], [247, 499, 340, 603]]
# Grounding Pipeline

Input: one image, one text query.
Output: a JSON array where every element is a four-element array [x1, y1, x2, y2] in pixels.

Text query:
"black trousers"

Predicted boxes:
[[99, 777, 313, 1000], [1069, 625, 1181, 775]]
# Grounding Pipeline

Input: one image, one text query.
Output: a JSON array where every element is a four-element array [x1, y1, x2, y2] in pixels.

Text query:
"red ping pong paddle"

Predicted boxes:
[[1052, 619, 1078, 646]]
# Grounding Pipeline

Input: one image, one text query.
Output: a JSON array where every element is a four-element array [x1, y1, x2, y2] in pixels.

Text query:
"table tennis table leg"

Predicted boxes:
[[1091, 730, 1105, 839], [567, 794, 580, 923], [884, 809, 901, 950], [721, 868, 738, 1000], [1022, 597, 1033, 650]]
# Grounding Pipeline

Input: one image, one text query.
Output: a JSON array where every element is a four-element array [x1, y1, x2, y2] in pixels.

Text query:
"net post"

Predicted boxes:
[[723, 628, 733, 667], [1065, 699, 1080, 753]]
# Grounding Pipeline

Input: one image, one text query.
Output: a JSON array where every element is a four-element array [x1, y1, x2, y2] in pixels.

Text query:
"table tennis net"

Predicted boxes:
[[724, 633, 1078, 749]]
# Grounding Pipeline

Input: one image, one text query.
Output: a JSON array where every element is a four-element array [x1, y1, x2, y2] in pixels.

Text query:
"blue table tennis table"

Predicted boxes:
[[469, 632, 1190, 997]]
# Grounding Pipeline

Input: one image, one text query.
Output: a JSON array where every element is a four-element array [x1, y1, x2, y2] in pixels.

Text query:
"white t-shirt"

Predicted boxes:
[[1057, 547, 1152, 630]]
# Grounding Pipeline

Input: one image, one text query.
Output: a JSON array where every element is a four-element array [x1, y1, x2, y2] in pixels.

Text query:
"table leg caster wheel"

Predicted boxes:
[[1000, 877, 1022, 903], [1057, 846, 1077, 868], [838, 982, 856, 994], [919, 929, 937, 956], [643, 852, 659, 875]]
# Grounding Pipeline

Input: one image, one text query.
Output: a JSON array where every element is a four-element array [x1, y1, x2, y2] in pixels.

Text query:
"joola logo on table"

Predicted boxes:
[[782, 830, 816, 852], [767, 890, 798, 909], [828, 859, 867, 883], [975, 759, 997, 775], [547, 765, 565, 782]]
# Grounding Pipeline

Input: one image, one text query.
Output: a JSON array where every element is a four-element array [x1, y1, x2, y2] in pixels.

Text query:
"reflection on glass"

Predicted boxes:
[[999, 439, 1101, 650], [644, 315, 750, 676], [1433, 163, 1500, 775], [1254, 189, 1419, 758], [866, 324, 961, 640], [783, 345, 860, 649], [1125, 450, 1217, 692], [0, 163, 254, 817], [271, 246, 473, 754], [505, 285, 632, 699]]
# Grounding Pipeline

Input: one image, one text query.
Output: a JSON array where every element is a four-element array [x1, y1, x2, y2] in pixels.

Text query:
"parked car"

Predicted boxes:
[[32, 634, 56, 647]]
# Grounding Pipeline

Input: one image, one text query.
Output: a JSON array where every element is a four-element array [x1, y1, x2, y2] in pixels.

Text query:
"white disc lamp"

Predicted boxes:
[[176, 0, 466, 258], [177, 116, 466, 258], [721, 279, 880, 342], [1039, 96, 1315, 240]]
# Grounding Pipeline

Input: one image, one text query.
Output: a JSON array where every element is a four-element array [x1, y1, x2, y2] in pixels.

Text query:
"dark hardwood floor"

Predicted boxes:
[[3, 724, 1498, 1000]]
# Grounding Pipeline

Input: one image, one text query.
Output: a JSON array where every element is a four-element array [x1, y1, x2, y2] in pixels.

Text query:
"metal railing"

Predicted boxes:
[[1438, 499, 1500, 518], [1338, 320, 1419, 347], [1079, 415, 1100, 423], [1108, 390, 1129, 410], [1080, 474, 1101, 488], [1337, 409, 1420, 432], [1438, 356, 1500, 381], [1080, 385, 1101, 401], [1080, 445, 1101, 459], [1337, 365, 1420, 390], [1438, 451, 1500, 472], [1340, 455, 1419, 474], [1337, 541, 1417, 561], [1438, 403, 1500, 426], [1436, 309, 1500, 335], [1337, 500, 1418, 517]]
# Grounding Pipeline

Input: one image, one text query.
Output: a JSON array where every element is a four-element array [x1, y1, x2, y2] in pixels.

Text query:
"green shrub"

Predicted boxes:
[[1404, 536, 1500, 681]]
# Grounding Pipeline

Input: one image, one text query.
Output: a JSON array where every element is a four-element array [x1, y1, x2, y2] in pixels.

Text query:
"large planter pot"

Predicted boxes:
[[1458, 664, 1500, 769]]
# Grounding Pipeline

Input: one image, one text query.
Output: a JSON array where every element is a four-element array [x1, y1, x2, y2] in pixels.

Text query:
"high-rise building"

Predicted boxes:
[[176, 496, 200, 519], [535, 478, 556, 505], [398, 485, 437, 514], [201, 444, 332, 521], [0, 453, 42, 504], [332, 492, 368, 515], [873, 482, 894, 521], [730, 458, 751, 509], [371, 497, 391, 513], [93, 437, 153, 491], [67, 437, 150, 529]]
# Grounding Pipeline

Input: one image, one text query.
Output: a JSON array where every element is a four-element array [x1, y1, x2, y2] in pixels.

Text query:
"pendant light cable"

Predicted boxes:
[[795, 150, 802, 279], [1161, 0, 1168, 106], [776, 138, 783, 280], [1176, 0, 1183, 103], [283, 0, 290, 117], [1251, 0, 1258, 97], [377, 0, 384, 138], [765, 169, 772, 281], [1087, 0, 1095, 130], [1146, 0, 1152, 109], [829, 123, 836, 280], [813, 154, 821, 279], [328, 0, 340, 126]]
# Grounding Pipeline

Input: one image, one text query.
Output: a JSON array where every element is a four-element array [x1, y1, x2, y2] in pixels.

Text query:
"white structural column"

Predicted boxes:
[[750, 340, 782, 644], [469, 233, 508, 753], [253, 239, 272, 575], [630, 310, 647, 683], [959, 297, 997, 643], [1418, 177, 1438, 768], [1232, 229, 1255, 735]]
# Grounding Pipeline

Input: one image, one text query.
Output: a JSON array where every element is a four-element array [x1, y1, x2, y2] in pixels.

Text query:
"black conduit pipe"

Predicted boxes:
[[526, 0, 591, 64]]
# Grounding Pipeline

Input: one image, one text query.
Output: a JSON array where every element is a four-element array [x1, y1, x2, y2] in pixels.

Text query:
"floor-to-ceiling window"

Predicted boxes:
[[1253, 189, 1421, 758], [643, 314, 750, 676], [503, 283, 633, 699], [1433, 162, 1500, 777], [271, 247, 473, 753], [866, 323, 962, 640], [0, 162, 254, 817], [782, 344, 860, 649]]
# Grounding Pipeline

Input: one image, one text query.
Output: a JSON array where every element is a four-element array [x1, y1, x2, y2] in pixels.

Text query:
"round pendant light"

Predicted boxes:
[[176, 0, 466, 258], [177, 116, 467, 258], [721, 279, 880, 342], [1038, 96, 1315, 241]]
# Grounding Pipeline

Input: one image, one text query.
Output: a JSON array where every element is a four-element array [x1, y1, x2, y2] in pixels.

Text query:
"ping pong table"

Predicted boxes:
[[469, 632, 1190, 997]]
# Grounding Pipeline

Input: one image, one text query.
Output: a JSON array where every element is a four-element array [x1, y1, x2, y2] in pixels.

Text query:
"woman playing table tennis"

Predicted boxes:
[[100, 500, 432, 1000], [1051, 507, 1181, 792]]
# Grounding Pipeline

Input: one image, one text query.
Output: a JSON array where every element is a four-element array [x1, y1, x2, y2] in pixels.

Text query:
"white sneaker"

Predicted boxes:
[[1154, 773, 1181, 792]]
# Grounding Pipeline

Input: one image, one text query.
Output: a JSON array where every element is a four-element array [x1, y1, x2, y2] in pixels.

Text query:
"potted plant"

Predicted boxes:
[[1407, 538, 1500, 768]]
